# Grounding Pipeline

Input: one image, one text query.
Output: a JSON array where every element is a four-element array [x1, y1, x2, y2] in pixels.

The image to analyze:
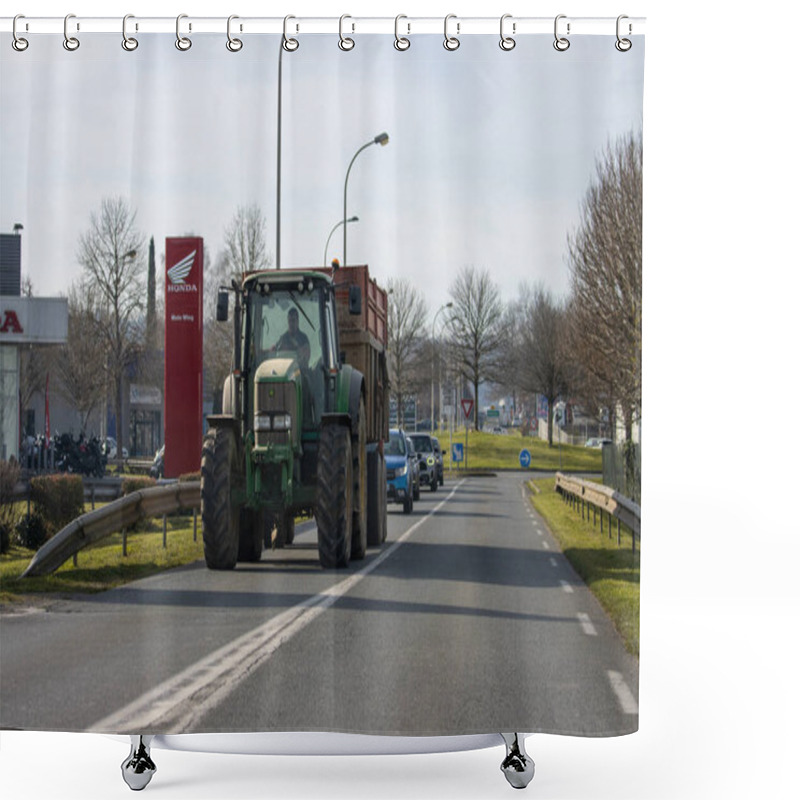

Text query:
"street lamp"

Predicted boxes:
[[343, 132, 389, 266], [430, 302, 453, 432], [324, 216, 359, 266]]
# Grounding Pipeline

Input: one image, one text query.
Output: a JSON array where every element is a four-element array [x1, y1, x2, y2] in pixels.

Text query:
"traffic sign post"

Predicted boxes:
[[519, 449, 531, 469], [452, 442, 464, 469], [461, 399, 474, 469]]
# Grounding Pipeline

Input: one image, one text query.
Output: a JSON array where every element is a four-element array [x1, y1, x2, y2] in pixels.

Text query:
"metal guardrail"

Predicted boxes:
[[21, 482, 200, 578], [554, 472, 641, 552]]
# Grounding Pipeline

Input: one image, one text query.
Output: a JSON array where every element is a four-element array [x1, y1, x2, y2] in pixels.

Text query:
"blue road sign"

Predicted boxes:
[[452, 443, 464, 463], [519, 448, 531, 468]]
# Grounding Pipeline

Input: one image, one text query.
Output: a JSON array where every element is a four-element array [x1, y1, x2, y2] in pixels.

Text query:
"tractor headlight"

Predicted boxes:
[[254, 414, 272, 432], [272, 413, 292, 431]]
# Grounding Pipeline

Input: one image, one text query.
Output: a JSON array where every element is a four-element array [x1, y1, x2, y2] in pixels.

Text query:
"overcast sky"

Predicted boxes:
[[1, 31, 643, 318]]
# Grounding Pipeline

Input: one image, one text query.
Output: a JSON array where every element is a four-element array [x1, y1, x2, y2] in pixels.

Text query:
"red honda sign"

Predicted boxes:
[[164, 237, 204, 478], [461, 398, 474, 420]]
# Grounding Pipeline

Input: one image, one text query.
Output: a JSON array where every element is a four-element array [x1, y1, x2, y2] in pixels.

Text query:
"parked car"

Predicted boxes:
[[405, 435, 421, 501], [385, 429, 414, 514], [409, 432, 438, 492], [103, 436, 129, 460], [585, 438, 613, 449], [431, 436, 444, 486], [149, 445, 165, 478]]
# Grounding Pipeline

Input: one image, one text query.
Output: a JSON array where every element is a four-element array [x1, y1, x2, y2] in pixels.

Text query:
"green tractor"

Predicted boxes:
[[202, 265, 389, 570]]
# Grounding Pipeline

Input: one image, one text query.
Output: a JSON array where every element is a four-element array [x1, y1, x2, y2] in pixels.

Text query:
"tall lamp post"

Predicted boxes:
[[343, 132, 389, 266], [324, 216, 359, 266], [430, 302, 453, 432]]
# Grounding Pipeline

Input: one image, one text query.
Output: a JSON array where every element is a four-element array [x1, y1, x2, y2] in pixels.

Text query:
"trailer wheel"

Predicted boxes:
[[366, 448, 387, 546], [201, 427, 240, 570], [351, 397, 367, 560], [315, 424, 353, 568]]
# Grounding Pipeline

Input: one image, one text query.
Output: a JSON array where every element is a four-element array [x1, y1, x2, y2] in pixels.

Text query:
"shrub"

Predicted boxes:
[[0, 458, 21, 531], [122, 476, 157, 495], [0, 520, 12, 554], [179, 471, 200, 483], [29, 474, 84, 535], [15, 512, 49, 551]]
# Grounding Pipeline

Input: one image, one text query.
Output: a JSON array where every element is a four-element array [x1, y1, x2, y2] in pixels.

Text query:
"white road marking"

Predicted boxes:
[[542, 541, 550, 550], [607, 670, 638, 714], [560, 580, 574, 594], [90, 480, 466, 732], [577, 612, 598, 636], [549, 557, 558, 567]]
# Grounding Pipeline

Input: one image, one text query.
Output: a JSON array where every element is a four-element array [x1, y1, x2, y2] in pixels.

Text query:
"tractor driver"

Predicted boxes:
[[273, 307, 310, 369]]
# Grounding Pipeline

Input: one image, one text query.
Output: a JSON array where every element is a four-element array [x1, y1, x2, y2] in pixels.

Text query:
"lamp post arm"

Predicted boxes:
[[343, 140, 374, 267]]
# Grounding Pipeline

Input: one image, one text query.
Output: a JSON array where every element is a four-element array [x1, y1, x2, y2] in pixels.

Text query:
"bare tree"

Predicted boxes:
[[204, 205, 272, 409], [517, 284, 570, 447], [567, 130, 642, 440], [76, 196, 145, 451], [446, 266, 504, 430], [55, 289, 108, 435], [386, 277, 428, 420]]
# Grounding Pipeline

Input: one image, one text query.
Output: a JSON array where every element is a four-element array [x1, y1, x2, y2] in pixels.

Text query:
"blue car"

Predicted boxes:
[[385, 428, 414, 514]]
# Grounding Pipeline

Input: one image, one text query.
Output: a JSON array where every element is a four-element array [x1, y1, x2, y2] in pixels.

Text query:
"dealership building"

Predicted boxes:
[[0, 232, 68, 460]]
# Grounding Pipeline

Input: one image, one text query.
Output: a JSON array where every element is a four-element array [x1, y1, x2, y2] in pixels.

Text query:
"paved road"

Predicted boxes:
[[0, 473, 637, 737]]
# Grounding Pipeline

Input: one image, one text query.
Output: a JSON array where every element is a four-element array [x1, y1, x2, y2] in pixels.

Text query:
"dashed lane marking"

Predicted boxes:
[[577, 612, 598, 636], [607, 670, 639, 714]]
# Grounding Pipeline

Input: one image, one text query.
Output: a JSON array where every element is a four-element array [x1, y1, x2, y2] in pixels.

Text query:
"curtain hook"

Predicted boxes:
[[444, 14, 460, 51], [63, 13, 80, 51], [615, 15, 632, 51], [122, 14, 138, 51], [394, 14, 410, 51], [226, 15, 243, 52], [500, 14, 516, 51], [282, 15, 299, 51], [12, 15, 29, 52], [553, 14, 570, 51], [339, 14, 355, 51], [175, 14, 192, 51]]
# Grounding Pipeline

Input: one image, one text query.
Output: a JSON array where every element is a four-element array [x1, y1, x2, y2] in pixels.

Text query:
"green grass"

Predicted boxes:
[[0, 515, 204, 607], [528, 477, 640, 657], [441, 428, 602, 472]]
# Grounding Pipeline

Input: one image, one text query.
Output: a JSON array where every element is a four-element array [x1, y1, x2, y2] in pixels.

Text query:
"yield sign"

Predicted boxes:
[[461, 398, 474, 420]]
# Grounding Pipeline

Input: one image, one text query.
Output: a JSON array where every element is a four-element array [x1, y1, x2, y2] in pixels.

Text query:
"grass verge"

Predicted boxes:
[[441, 428, 601, 472], [0, 515, 204, 607], [528, 477, 640, 657]]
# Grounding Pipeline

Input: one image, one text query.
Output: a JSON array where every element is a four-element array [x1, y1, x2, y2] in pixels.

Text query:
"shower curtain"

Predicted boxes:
[[0, 8, 644, 769]]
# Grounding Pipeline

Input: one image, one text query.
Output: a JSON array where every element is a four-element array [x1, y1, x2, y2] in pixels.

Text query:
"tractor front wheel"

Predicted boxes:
[[201, 427, 241, 570], [315, 424, 353, 569]]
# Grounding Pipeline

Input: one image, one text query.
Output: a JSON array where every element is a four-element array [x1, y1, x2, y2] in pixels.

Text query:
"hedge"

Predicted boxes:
[[29, 474, 84, 535]]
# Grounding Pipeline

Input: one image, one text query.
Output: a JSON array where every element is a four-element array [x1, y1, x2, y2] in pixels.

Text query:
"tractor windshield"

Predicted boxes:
[[249, 286, 325, 372]]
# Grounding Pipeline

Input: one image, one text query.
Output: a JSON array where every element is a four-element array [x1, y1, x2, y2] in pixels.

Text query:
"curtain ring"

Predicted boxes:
[[122, 15, 138, 51], [615, 15, 632, 51], [553, 14, 570, 51], [176, 14, 192, 51], [394, 15, 410, 51], [226, 15, 243, 52], [282, 15, 299, 51], [12, 15, 29, 52], [63, 13, 80, 51], [443, 14, 460, 51], [339, 14, 355, 51], [499, 14, 516, 51]]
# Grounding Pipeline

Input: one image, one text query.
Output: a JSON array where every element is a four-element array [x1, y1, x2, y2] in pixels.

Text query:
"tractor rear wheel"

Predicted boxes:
[[315, 424, 353, 568], [238, 508, 265, 562], [272, 509, 295, 548], [201, 427, 240, 570]]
